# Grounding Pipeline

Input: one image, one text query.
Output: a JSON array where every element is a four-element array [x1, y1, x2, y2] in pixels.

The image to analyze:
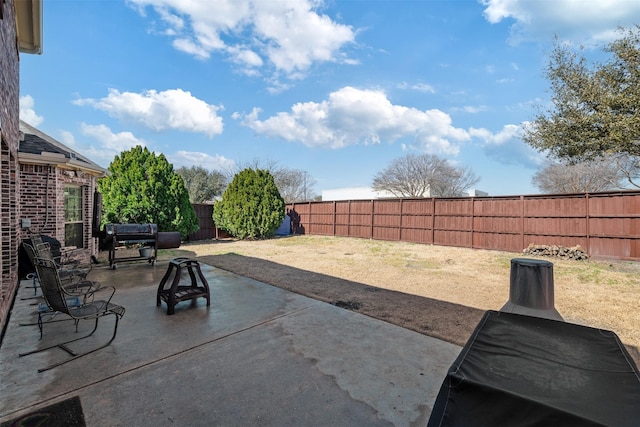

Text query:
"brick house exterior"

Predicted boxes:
[[0, 0, 42, 335], [18, 120, 107, 261]]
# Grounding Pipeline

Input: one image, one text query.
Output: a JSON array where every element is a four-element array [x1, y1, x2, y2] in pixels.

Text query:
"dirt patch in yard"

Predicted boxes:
[[175, 235, 640, 367]]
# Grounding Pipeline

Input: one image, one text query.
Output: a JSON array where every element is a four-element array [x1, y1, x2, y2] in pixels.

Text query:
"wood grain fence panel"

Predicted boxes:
[[350, 214, 372, 226], [402, 228, 433, 244], [373, 199, 402, 213], [524, 217, 587, 237], [373, 227, 401, 241], [434, 215, 473, 231], [588, 192, 640, 215], [523, 195, 586, 217], [589, 218, 640, 238], [402, 215, 432, 229], [188, 203, 231, 240], [287, 190, 640, 260], [335, 225, 349, 236], [589, 237, 640, 259], [373, 214, 401, 227], [473, 232, 523, 252], [349, 201, 372, 214], [434, 230, 472, 247], [349, 225, 371, 238], [335, 214, 350, 226], [308, 223, 334, 235], [402, 199, 433, 214], [310, 213, 334, 226], [335, 201, 351, 213], [473, 217, 521, 233], [524, 234, 588, 248], [435, 198, 473, 215], [473, 197, 521, 215]]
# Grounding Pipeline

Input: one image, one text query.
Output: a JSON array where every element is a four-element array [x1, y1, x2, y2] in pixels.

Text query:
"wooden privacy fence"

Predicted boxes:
[[188, 203, 230, 241], [286, 190, 640, 261]]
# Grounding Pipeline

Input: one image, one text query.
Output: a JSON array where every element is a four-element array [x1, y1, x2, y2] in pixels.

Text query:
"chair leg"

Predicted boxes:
[[19, 316, 101, 358], [35, 313, 121, 373]]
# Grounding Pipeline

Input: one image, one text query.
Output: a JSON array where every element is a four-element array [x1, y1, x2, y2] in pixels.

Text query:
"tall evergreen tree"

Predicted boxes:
[[99, 146, 198, 238], [213, 168, 285, 239]]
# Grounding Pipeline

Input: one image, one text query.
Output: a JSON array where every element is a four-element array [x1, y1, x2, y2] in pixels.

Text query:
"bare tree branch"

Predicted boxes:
[[373, 153, 480, 197], [233, 158, 317, 203], [531, 156, 634, 193]]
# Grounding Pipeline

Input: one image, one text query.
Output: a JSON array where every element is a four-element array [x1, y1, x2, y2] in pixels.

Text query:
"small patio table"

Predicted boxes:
[[156, 257, 210, 315]]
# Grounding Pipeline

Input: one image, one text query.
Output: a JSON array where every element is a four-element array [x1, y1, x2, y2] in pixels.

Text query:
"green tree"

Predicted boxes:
[[213, 168, 285, 239], [232, 159, 318, 202], [522, 26, 640, 163], [176, 165, 227, 203], [99, 146, 198, 237]]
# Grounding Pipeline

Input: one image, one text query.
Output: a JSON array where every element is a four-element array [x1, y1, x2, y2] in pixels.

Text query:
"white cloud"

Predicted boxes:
[[58, 130, 76, 147], [74, 88, 224, 138], [79, 123, 146, 165], [471, 124, 520, 145], [397, 82, 436, 93], [452, 105, 488, 114], [235, 86, 470, 154], [471, 123, 545, 168], [19, 95, 44, 126], [128, 0, 356, 80], [481, 0, 640, 44], [167, 150, 236, 171]]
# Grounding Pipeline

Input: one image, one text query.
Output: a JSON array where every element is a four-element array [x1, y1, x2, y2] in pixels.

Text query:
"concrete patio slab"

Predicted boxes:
[[0, 260, 461, 426]]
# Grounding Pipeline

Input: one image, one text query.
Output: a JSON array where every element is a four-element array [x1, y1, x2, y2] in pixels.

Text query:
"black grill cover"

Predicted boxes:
[[104, 223, 157, 236], [103, 224, 157, 244], [428, 310, 640, 427]]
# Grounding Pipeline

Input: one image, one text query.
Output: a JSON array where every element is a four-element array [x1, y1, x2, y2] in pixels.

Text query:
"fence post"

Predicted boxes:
[[371, 199, 375, 239], [471, 197, 475, 249], [347, 200, 351, 237], [520, 195, 525, 251], [585, 193, 591, 257], [399, 198, 404, 241], [431, 197, 436, 244], [333, 201, 336, 236], [308, 201, 311, 234]]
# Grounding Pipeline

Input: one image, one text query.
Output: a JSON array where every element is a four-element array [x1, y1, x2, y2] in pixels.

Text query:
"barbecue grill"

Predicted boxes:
[[104, 223, 158, 269]]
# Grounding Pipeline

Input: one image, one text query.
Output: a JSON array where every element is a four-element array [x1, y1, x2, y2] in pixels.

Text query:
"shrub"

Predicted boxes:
[[213, 168, 285, 239], [99, 146, 198, 238]]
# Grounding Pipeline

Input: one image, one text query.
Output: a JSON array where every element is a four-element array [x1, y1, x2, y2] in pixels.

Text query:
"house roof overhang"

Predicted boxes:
[[15, 0, 43, 54], [18, 120, 108, 178], [18, 151, 108, 178]]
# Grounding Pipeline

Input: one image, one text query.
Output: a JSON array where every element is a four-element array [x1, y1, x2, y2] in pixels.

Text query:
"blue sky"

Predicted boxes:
[[19, 0, 640, 197]]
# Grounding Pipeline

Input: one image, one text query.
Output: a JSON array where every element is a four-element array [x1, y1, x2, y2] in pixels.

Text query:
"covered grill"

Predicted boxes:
[[104, 223, 158, 269]]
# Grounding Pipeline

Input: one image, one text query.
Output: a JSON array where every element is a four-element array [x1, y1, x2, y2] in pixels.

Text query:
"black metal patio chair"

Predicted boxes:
[[18, 257, 126, 372], [22, 242, 96, 295], [29, 233, 92, 283]]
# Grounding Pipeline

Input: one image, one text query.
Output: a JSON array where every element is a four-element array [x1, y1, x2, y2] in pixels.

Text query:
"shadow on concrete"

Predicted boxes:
[[195, 253, 487, 348]]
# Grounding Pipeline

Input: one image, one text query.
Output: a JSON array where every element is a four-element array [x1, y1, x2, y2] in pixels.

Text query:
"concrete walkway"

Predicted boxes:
[[0, 260, 460, 426]]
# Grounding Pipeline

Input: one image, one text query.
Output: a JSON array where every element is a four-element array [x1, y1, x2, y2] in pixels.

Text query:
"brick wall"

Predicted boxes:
[[19, 165, 99, 262], [0, 0, 23, 335]]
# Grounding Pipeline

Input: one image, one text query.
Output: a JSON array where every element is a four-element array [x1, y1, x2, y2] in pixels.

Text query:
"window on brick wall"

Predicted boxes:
[[64, 185, 83, 248]]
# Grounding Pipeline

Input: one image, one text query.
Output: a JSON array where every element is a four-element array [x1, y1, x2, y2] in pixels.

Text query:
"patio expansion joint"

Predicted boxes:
[[2, 304, 317, 420]]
